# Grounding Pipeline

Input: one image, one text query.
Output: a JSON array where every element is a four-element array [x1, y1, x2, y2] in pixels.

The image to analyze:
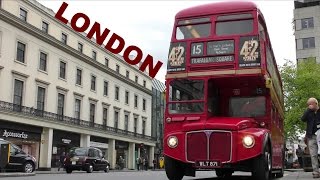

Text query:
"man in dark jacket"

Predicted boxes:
[[301, 97, 320, 178]]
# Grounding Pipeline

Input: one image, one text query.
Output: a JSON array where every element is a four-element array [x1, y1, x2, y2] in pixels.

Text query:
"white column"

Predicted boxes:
[[149, 146, 155, 169], [80, 134, 90, 147], [128, 142, 135, 170], [108, 139, 116, 169], [39, 128, 53, 170]]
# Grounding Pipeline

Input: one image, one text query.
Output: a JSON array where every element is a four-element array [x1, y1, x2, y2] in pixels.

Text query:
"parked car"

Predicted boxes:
[[0, 139, 36, 173], [64, 147, 110, 173]]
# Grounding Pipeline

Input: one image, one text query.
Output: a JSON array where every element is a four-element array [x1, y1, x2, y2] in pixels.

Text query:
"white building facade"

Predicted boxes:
[[0, 0, 154, 170], [294, 0, 320, 63]]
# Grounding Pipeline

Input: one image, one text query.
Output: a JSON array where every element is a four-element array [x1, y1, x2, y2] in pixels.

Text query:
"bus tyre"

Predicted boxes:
[[86, 164, 93, 173], [252, 145, 271, 180], [164, 156, 184, 180], [66, 168, 72, 174], [215, 169, 233, 178]]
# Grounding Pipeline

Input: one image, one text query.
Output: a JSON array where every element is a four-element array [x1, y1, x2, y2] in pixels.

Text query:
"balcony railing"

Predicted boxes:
[[0, 100, 156, 142]]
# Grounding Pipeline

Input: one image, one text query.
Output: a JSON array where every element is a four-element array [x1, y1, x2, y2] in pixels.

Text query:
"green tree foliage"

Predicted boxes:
[[280, 58, 320, 139]]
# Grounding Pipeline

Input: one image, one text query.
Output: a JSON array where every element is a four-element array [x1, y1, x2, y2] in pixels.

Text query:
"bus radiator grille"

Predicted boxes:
[[186, 131, 231, 163], [209, 132, 232, 162]]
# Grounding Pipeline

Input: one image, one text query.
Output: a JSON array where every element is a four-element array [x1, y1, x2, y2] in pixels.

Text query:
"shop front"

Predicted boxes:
[[0, 120, 42, 168], [115, 140, 129, 169], [90, 136, 109, 159], [51, 130, 80, 167]]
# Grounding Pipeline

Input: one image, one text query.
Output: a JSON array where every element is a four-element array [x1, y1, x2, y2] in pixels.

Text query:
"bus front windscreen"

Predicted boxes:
[[169, 79, 204, 114], [229, 96, 266, 117]]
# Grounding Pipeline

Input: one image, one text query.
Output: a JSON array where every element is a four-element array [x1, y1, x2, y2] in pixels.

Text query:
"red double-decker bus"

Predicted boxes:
[[163, 2, 284, 180]]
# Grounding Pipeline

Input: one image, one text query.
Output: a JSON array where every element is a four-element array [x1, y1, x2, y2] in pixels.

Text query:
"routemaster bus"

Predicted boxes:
[[163, 2, 284, 180]]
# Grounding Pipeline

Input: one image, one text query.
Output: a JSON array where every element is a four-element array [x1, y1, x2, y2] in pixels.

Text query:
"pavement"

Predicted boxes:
[[0, 168, 164, 177], [284, 168, 304, 172], [0, 172, 35, 178]]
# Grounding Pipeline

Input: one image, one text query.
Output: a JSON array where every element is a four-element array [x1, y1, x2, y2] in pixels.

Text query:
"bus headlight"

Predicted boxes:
[[243, 135, 255, 148], [166, 117, 172, 123], [167, 136, 178, 148]]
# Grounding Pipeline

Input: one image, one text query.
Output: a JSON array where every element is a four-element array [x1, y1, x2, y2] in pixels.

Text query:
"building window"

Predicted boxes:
[[134, 95, 138, 108], [126, 70, 129, 78], [37, 87, 45, 111], [91, 75, 96, 91], [143, 99, 146, 111], [75, 99, 81, 119], [135, 76, 138, 83], [297, 57, 316, 64], [19, 8, 27, 21], [142, 119, 146, 135], [105, 58, 109, 67], [114, 111, 119, 129], [134, 117, 137, 134], [104, 81, 108, 96], [78, 43, 83, 53], [92, 50, 97, 60], [42, 21, 49, 33], [301, 17, 314, 29], [89, 103, 95, 126], [13, 79, 23, 111], [116, 65, 120, 73], [57, 93, 65, 116], [143, 80, 146, 87], [302, 37, 315, 49], [61, 33, 67, 44], [103, 108, 108, 126], [125, 114, 129, 131], [39, 52, 47, 72], [115, 86, 119, 100], [125, 91, 129, 104], [59, 61, 66, 79], [76, 69, 82, 85], [16, 42, 26, 63]]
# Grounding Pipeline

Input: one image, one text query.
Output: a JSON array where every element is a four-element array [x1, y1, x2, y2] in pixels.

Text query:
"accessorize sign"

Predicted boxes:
[[55, 2, 163, 78], [2, 129, 28, 139]]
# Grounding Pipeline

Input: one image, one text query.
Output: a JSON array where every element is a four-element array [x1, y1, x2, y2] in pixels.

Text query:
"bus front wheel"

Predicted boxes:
[[165, 156, 184, 180], [252, 145, 272, 180]]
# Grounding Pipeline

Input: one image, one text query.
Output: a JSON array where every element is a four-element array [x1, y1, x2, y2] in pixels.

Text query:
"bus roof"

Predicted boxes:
[[176, 1, 258, 19]]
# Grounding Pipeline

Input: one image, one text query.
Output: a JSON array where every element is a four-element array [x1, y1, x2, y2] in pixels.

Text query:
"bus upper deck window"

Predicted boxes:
[[176, 17, 211, 40], [216, 19, 253, 36]]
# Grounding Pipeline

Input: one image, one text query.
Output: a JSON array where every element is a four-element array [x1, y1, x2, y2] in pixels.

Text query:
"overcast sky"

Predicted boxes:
[[39, 0, 295, 83]]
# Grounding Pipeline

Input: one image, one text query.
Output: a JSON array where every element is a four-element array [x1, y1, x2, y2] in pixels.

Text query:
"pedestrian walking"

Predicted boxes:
[[301, 97, 320, 178], [139, 157, 143, 170], [153, 159, 156, 170], [58, 151, 65, 171], [136, 157, 140, 170], [119, 156, 124, 170], [296, 145, 304, 168], [144, 158, 148, 171]]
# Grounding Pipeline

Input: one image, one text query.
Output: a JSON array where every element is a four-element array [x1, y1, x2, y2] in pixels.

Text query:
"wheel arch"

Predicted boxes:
[[262, 132, 272, 155]]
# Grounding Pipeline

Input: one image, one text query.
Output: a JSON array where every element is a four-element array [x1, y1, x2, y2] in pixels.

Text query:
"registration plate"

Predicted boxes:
[[72, 161, 76, 165], [196, 160, 220, 168]]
